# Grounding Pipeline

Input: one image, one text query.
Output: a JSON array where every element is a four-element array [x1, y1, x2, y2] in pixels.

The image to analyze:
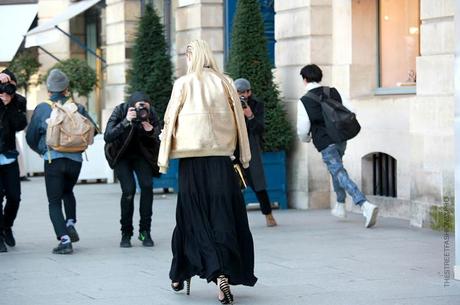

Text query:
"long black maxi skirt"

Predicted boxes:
[[169, 156, 257, 286]]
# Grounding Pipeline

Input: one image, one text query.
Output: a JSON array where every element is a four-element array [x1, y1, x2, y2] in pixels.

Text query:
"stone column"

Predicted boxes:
[[409, 0, 455, 227], [33, 0, 72, 108], [175, 0, 224, 76], [274, 0, 333, 209], [102, 0, 141, 128]]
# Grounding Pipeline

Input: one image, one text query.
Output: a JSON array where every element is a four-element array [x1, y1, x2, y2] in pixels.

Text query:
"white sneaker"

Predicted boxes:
[[331, 202, 347, 219], [361, 201, 378, 228]]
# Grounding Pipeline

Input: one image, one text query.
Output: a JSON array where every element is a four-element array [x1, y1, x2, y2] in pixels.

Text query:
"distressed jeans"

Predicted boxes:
[[114, 156, 154, 235], [320, 142, 366, 205]]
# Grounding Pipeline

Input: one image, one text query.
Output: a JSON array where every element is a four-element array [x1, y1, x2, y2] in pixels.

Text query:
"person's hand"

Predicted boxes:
[[243, 106, 254, 118], [126, 107, 136, 122], [141, 121, 154, 132], [0, 73, 11, 84]]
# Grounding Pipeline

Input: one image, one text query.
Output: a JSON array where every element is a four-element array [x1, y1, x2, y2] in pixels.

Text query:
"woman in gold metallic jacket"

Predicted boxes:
[[158, 40, 257, 304]]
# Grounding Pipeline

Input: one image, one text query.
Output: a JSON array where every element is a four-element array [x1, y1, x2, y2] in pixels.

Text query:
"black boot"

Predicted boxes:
[[67, 225, 80, 243], [52, 242, 73, 254], [138, 231, 154, 247], [120, 232, 132, 248], [0, 235, 7, 253], [3, 228, 15, 247]]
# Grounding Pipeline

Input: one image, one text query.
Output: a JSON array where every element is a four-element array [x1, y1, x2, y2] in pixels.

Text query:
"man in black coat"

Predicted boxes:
[[235, 78, 277, 227], [0, 69, 27, 252], [104, 91, 161, 247]]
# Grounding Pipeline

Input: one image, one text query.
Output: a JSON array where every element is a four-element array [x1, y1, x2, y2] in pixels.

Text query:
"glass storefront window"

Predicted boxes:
[[379, 0, 419, 88], [152, 0, 177, 59]]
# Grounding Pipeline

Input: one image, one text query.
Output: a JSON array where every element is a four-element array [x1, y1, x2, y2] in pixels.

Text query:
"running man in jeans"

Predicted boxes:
[[297, 64, 378, 228]]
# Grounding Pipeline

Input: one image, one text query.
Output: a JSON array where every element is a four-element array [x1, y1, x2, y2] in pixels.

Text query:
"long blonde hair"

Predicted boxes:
[[186, 40, 221, 77]]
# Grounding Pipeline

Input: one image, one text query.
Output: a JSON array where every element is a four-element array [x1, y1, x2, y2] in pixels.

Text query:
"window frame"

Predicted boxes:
[[375, 0, 420, 96]]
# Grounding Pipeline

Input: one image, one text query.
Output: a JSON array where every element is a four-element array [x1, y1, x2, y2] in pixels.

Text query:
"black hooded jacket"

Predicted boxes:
[[104, 92, 161, 176], [0, 93, 27, 157]]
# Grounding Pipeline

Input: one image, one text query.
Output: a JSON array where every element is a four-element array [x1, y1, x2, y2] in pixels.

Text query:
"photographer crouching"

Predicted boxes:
[[104, 91, 161, 248], [234, 78, 277, 227], [0, 69, 27, 252]]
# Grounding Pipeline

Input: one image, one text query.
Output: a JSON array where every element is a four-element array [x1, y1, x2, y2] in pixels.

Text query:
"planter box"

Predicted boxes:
[[148, 152, 288, 210], [153, 159, 179, 190], [243, 151, 288, 210]]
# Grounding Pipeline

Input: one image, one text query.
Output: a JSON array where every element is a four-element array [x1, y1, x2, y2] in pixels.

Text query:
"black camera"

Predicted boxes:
[[134, 102, 150, 122], [239, 96, 248, 109], [0, 83, 16, 95]]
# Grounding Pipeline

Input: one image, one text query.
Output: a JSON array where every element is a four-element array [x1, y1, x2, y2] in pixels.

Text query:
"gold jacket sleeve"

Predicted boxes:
[[157, 79, 183, 174], [225, 78, 251, 169]]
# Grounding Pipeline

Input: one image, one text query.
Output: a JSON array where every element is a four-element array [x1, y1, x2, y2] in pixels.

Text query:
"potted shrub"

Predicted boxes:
[[9, 49, 41, 98], [128, 4, 176, 190]]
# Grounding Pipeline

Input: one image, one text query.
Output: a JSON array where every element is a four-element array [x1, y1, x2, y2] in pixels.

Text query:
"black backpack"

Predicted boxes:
[[304, 87, 361, 143]]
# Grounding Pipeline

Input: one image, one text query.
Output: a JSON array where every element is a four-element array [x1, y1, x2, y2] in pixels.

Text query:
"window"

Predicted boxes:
[[378, 0, 419, 93], [224, 0, 275, 65], [151, 0, 177, 59], [362, 152, 397, 198]]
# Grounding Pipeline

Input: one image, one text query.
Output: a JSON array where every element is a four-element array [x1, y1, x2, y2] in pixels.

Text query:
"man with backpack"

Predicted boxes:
[[297, 64, 378, 228], [26, 69, 96, 254]]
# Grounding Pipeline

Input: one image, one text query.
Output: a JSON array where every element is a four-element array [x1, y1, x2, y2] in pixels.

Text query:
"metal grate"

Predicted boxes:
[[372, 153, 397, 197]]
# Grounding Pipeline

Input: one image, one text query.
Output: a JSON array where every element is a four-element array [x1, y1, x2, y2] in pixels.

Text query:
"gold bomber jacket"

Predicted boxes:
[[157, 69, 251, 173]]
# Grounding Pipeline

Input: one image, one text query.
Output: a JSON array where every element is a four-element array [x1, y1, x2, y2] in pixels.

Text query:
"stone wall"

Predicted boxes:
[[174, 0, 224, 76], [274, 0, 333, 210], [102, 0, 141, 128], [29, 0, 72, 110], [330, 0, 455, 227], [409, 0, 455, 226], [274, 0, 455, 227]]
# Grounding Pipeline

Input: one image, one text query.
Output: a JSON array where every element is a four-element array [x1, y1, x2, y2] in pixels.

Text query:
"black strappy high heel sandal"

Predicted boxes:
[[171, 278, 191, 295], [217, 275, 233, 304]]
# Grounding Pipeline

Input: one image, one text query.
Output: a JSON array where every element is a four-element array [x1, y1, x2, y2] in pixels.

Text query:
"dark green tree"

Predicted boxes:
[[227, 0, 293, 152], [128, 4, 173, 121], [9, 49, 41, 98], [47, 58, 96, 98]]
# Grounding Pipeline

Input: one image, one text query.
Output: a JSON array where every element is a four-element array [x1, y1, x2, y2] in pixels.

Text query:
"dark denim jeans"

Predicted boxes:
[[0, 160, 21, 230], [44, 158, 82, 239], [320, 142, 366, 205], [114, 157, 154, 235]]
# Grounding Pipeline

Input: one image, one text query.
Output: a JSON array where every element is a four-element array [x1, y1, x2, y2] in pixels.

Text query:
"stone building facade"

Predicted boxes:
[[6, 0, 455, 229]]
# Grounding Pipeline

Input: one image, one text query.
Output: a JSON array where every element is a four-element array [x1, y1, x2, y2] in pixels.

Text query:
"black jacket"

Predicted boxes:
[[246, 96, 265, 142], [104, 102, 161, 176], [300, 86, 343, 152], [244, 95, 267, 191], [0, 93, 27, 157]]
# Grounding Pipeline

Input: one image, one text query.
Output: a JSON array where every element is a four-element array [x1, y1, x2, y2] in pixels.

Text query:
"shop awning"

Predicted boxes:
[[0, 4, 38, 62], [25, 0, 101, 48]]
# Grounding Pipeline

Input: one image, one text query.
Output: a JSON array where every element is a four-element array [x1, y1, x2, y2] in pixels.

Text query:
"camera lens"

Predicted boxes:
[[0, 83, 16, 95]]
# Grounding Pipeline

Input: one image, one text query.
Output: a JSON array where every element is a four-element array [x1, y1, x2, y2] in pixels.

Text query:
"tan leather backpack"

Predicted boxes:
[[45, 101, 95, 152]]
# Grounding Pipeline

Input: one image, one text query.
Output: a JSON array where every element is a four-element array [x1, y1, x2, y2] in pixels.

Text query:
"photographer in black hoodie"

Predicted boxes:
[[0, 69, 27, 252], [104, 91, 161, 248]]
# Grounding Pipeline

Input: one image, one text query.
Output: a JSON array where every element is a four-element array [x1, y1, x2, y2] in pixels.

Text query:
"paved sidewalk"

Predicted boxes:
[[0, 177, 459, 305]]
